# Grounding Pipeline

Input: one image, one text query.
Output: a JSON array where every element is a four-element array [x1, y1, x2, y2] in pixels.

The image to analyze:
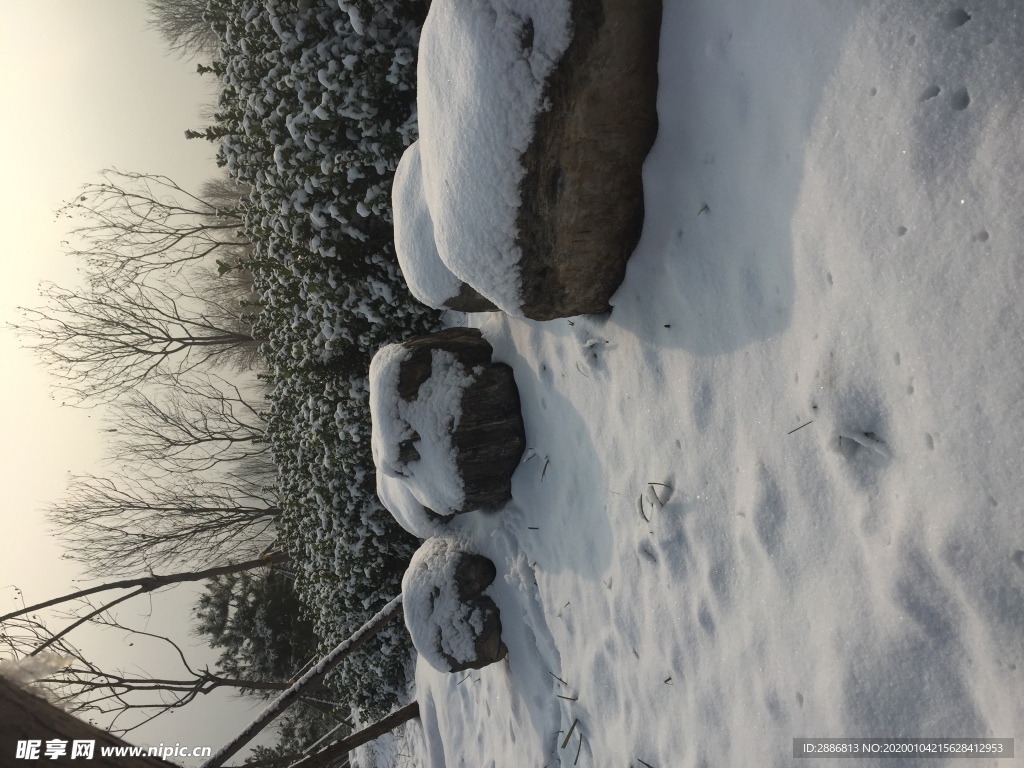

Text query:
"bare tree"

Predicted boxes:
[[0, 553, 289, 627], [0, 674, 170, 768], [1, 611, 335, 739], [8, 168, 266, 395], [58, 170, 247, 283], [202, 598, 405, 768], [14, 169, 262, 403], [146, 0, 221, 59], [37, 371, 277, 576], [200, 175, 251, 215], [105, 375, 268, 474], [0, 552, 369, 746], [187, 254, 263, 370], [14, 272, 260, 403], [48, 470, 279, 578]]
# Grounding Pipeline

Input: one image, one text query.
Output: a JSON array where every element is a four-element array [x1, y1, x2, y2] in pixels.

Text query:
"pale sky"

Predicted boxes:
[[1, 2, 271, 760]]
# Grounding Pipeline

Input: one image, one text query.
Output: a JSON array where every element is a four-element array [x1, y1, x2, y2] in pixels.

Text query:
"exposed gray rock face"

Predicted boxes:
[[444, 283, 498, 313], [447, 552, 506, 672]]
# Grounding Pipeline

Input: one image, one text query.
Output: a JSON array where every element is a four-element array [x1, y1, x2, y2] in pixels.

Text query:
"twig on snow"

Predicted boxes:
[[787, 420, 814, 435], [561, 718, 579, 749]]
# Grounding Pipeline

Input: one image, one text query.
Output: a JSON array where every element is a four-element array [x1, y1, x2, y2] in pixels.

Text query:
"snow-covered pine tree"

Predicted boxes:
[[194, 566, 320, 686], [201, 0, 443, 718]]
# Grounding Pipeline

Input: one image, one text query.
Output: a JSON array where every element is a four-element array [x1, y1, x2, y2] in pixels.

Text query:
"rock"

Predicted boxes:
[[516, 0, 662, 319], [402, 538, 507, 672], [395, 329, 526, 510], [370, 328, 526, 532], [446, 283, 499, 313]]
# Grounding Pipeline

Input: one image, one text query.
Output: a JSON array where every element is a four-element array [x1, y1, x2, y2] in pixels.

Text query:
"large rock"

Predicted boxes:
[[516, 0, 662, 319], [408, 0, 661, 318], [370, 328, 526, 533], [402, 538, 507, 673]]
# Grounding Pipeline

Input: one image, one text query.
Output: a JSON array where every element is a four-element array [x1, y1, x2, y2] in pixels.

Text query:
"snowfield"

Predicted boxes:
[[362, 0, 1024, 765]]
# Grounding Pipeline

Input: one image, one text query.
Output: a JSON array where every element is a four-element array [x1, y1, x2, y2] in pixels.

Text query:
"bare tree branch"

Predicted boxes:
[[1, 610, 329, 740], [287, 703, 420, 768], [203, 597, 404, 768], [30, 589, 145, 657], [0, 674, 172, 768], [14, 273, 259, 403], [58, 169, 247, 283], [49, 469, 280, 577], [104, 375, 268, 473], [146, 0, 221, 59], [1, 553, 289, 624], [11, 169, 261, 403]]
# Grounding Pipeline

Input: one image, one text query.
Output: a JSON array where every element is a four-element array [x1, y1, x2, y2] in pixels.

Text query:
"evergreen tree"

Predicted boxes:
[[199, 0, 444, 719], [195, 567, 320, 686]]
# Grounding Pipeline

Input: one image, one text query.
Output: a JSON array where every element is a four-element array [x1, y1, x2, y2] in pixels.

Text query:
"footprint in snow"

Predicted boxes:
[[838, 431, 890, 460], [637, 540, 658, 564], [578, 338, 611, 374], [944, 8, 972, 30]]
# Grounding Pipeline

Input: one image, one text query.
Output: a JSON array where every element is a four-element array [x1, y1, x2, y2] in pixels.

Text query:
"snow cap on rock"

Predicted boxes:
[[392, 141, 466, 310], [369, 342, 477, 532], [416, 0, 572, 314]]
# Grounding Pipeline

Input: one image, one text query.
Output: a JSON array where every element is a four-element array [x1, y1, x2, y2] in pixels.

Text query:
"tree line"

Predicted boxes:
[[4, 0, 437, 763], [4, 167, 331, 752]]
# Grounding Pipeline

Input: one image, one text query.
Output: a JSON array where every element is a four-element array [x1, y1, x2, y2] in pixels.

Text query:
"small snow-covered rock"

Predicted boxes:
[[370, 343, 474, 517], [402, 537, 506, 673], [370, 328, 526, 535]]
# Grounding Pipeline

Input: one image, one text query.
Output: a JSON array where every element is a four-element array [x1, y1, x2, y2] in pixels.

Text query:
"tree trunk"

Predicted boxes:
[[0, 676, 172, 768], [2, 552, 290, 624], [286, 702, 420, 768], [201, 596, 403, 768]]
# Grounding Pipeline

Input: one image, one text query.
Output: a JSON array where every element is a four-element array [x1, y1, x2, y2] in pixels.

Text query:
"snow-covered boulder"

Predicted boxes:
[[393, 142, 497, 313], [402, 538, 506, 673], [370, 328, 525, 535], [412, 0, 662, 319]]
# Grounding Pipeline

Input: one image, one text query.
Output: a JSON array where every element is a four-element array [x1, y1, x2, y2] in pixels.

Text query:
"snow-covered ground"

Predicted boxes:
[[366, 0, 1024, 765]]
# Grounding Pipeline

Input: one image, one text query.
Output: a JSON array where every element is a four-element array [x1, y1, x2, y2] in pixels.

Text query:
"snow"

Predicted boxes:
[[401, 537, 489, 671], [392, 141, 465, 310], [412, 0, 573, 315], [369, 344, 477, 529], [375, 470, 447, 541], [380, 0, 1024, 766]]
